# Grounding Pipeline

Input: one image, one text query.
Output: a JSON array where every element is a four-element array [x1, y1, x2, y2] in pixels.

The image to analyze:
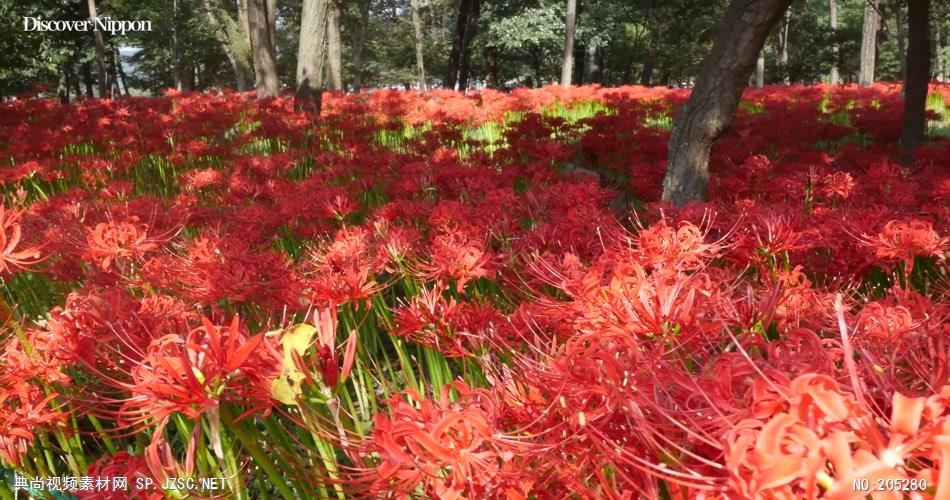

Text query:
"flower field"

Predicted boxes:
[[1, 83, 949, 498]]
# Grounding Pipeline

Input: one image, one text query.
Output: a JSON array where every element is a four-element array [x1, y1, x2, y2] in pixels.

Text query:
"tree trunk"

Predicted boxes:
[[267, 0, 277, 55], [57, 70, 69, 104], [327, 0, 343, 91], [115, 49, 130, 97], [410, 0, 427, 90], [900, 0, 930, 159], [457, 0, 481, 89], [755, 50, 765, 87], [82, 63, 94, 98], [585, 44, 601, 83], [777, 9, 790, 84], [894, 0, 907, 82], [560, 0, 578, 87], [296, 0, 329, 111], [352, 0, 370, 90], [640, 24, 662, 86], [829, 0, 839, 84], [485, 45, 499, 88], [201, 0, 254, 91], [662, 0, 794, 206], [446, 0, 475, 89], [70, 64, 82, 101], [248, 0, 280, 97], [859, 0, 881, 86], [87, 0, 110, 98]]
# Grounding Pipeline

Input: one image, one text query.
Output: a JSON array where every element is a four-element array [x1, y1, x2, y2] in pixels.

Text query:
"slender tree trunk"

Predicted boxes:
[[756, 50, 765, 87], [484, 46, 499, 88], [859, 0, 881, 86], [57, 70, 69, 103], [457, 0, 481, 89], [662, 0, 794, 205], [201, 0, 254, 91], [937, 23, 946, 82], [446, 0, 474, 89], [248, 0, 280, 97], [82, 63, 94, 98], [296, 0, 329, 111], [410, 0, 427, 90], [87, 0, 109, 98], [352, 0, 370, 90], [115, 49, 130, 97], [640, 24, 662, 86], [267, 0, 277, 54], [894, 0, 907, 82], [327, 0, 343, 90], [585, 44, 601, 83], [830, 0, 839, 84], [900, 0, 930, 159], [70, 64, 82, 100], [777, 9, 790, 84], [560, 0, 578, 87]]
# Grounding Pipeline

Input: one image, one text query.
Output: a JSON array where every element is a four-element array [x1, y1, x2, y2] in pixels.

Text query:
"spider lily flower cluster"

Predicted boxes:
[[0, 82, 948, 498]]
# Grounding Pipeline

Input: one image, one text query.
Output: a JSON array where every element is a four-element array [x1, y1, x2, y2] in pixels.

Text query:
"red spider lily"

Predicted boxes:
[[92, 315, 276, 437], [81, 216, 167, 272], [419, 229, 498, 293], [0, 204, 42, 275], [392, 285, 503, 358], [860, 220, 948, 276], [357, 382, 530, 498]]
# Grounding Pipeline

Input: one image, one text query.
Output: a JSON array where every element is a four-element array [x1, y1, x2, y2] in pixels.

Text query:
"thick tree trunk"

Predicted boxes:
[[87, 0, 110, 98], [662, 0, 794, 206], [560, 0, 578, 87], [755, 50, 765, 87], [900, 0, 930, 159], [327, 0, 343, 91], [830, 0, 839, 84], [410, 0, 427, 90], [446, 0, 475, 89], [296, 0, 329, 111], [859, 0, 881, 86], [248, 0, 280, 97], [457, 0, 481, 89], [201, 0, 254, 91], [352, 0, 370, 90]]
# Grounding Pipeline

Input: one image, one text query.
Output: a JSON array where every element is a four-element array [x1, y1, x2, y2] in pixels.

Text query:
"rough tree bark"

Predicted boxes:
[[859, 0, 881, 86], [560, 0, 578, 87], [87, 0, 110, 98], [200, 0, 254, 91], [248, 0, 280, 97], [446, 0, 475, 89], [900, 0, 930, 158], [410, 0, 427, 90], [662, 0, 794, 205], [830, 0, 839, 84], [327, 0, 343, 91], [296, 0, 329, 111]]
